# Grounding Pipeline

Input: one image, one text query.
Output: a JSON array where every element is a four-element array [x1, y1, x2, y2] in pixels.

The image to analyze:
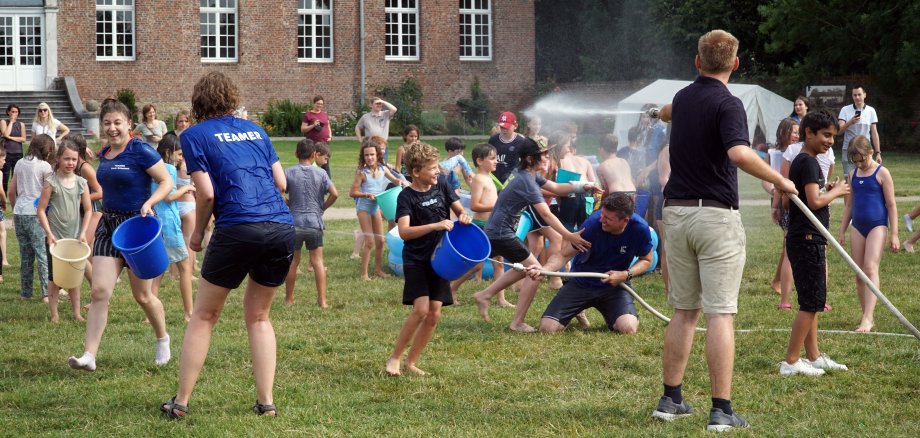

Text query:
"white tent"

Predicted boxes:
[[613, 79, 793, 148]]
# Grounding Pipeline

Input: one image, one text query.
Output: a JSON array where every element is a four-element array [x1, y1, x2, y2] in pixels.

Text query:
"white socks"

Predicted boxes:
[[68, 352, 96, 372], [155, 335, 171, 366], [67, 336, 169, 371]]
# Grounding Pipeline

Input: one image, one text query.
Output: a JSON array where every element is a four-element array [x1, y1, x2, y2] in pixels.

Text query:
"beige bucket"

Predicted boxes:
[[50, 239, 91, 289]]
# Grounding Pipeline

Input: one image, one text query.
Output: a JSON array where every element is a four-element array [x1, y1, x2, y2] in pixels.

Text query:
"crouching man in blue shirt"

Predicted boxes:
[[530, 193, 653, 334]]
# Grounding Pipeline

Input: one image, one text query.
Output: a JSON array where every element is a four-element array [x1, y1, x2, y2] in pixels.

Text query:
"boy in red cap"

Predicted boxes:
[[488, 112, 527, 184]]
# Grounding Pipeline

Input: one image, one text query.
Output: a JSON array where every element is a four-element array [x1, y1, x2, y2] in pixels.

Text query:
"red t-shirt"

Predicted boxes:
[[303, 111, 331, 143]]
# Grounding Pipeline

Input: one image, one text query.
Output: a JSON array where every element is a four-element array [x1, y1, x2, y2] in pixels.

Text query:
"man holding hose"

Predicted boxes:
[[529, 193, 653, 335], [649, 30, 797, 432]]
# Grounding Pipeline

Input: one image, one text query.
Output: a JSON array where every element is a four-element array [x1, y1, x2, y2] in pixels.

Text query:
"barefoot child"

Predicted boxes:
[[473, 137, 596, 332], [837, 135, 898, 332], [780, 110, 851, 376], [37, 138, 92, 322], [395, 125, 420, 178], [150, 133, 196, 322], [449, 143, 513, 307], [385, 142, 471, 376], [595, 134, 636, 197], [766, 118, 799, 309], [284, 139, 338, 307], [349, 139, 405, 280]]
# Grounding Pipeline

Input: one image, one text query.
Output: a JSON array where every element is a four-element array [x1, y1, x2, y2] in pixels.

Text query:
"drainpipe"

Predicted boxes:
[[359, 0, 366, 105]]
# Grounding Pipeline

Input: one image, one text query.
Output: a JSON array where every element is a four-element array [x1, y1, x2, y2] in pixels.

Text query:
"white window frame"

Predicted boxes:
[[200, 0, 238, 63], [459, 0, 492, 61], [95, 0, 135, 61], [384, 0, 419, 61], [297, 0, 334, 63]]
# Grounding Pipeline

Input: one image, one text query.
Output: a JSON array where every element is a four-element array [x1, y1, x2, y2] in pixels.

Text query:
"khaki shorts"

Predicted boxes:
[[663, 206, 746, 314]]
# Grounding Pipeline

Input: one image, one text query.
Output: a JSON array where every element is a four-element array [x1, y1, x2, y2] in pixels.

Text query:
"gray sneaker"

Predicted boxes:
[[651, 396, 694, 421], [707, 408, 749, 432]]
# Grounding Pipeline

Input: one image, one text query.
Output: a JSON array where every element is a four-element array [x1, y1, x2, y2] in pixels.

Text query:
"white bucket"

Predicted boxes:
[[50, 239, 91, 289]]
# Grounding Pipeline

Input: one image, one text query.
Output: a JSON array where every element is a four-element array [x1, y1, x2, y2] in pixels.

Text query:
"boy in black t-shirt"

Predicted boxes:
[[779, 110, 851, 377], [385, 142, 470, 377]]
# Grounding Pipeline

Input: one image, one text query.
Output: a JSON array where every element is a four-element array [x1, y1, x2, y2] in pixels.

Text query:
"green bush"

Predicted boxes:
[[419, 110, 447, 135], [456, 76, 491, 129], [115, 89, 138, 122], [445, 116, 474, 136], [330, 111, 361, 137], [377, 77, 423, 136], [261, 99, 310, 136]]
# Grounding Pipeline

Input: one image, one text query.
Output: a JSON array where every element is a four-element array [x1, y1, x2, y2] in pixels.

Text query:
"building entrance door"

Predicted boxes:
[[0, 13, 44, 91]]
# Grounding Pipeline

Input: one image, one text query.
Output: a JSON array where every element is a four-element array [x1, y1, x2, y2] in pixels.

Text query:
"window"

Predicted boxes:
[[459, 0, 491, 60], [384, 0, 418, 61], [95, 0, 135, 60], [298, 0, 333, 62], [0, 17, 12, 66], [200, 0, 237, 62]]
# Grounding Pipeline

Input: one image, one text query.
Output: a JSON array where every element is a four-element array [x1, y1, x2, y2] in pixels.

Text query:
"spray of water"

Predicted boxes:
[[522, 93, 644, 120]]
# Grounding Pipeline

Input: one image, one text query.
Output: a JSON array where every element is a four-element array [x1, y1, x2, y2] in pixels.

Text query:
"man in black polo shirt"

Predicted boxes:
[[649, 30, 797, 432]]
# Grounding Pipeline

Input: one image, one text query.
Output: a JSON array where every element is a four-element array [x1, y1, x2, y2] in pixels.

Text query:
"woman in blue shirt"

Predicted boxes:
[[161, 71, 294, 419], [68, 100, 174, 372]]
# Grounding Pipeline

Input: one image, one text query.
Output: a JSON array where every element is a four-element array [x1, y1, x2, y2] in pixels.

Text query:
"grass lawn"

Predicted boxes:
[[2, 140, 920, 436]]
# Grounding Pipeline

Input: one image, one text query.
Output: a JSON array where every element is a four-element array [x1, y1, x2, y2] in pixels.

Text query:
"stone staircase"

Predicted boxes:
[[0, 83, 87, 140]]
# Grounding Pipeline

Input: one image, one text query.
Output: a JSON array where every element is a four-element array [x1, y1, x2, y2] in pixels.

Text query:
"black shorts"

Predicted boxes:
[[294, 227, 323, 251], [525, 205, 548, 232], [402, 264, 452, 306], [93, 209, 139, 263], [556, 194, 588, 231], [786, 239, 827, 312], [201, 222, 295, 289], [542, 281, 638, 331], [489, 237, 530, 264]]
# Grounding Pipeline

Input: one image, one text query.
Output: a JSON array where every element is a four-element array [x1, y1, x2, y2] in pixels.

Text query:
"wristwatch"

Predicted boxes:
[[625, 270, 633, 282]]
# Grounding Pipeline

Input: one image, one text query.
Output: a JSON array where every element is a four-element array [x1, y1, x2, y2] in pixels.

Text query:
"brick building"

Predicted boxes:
[[1, 0, 535, 117]]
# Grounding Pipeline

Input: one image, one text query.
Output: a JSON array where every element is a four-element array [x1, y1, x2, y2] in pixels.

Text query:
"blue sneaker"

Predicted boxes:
[[651, 396, 694, 421], [707, 408, 749, 432]]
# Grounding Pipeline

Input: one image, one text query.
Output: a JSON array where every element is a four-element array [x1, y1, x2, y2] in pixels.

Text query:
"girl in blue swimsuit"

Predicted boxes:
[[837, 135, 899, 333]]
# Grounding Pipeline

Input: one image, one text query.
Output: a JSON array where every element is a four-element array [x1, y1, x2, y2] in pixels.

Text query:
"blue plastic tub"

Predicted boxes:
[[635, 189, 651, 217], [431, 222, 491, 281], [515, 210, 533, 241], [112, 215, 169, 280]]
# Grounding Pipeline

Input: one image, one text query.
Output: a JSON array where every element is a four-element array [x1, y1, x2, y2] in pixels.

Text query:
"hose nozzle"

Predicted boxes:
[[646, 107, 661, 119]]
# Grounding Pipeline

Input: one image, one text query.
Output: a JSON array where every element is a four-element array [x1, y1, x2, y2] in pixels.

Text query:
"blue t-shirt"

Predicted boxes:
[[97, 138, 162, 212], [570, 211, 653, 289], [180, 116, 292, 228]]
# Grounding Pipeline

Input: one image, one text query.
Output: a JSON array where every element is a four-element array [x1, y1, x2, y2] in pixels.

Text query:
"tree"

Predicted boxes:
[[759, 0, 920, 147]]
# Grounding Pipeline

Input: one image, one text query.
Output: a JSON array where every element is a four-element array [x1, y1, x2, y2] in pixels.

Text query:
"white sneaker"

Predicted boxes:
[[905, 214, 914, 233], [779, 359, 825, 376], [805, 353, 848, 371]]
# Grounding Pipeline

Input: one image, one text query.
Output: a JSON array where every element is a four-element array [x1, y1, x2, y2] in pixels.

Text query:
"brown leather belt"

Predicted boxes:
[[664, 199, 733, 210]]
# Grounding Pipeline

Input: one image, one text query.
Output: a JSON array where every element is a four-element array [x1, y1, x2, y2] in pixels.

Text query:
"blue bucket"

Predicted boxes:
[[629, 227, 660, 273], [112, 215, 169, 280], [635, 189, 651, 217], [431, 222, 492, 281], [515, 210, 533, 241]]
